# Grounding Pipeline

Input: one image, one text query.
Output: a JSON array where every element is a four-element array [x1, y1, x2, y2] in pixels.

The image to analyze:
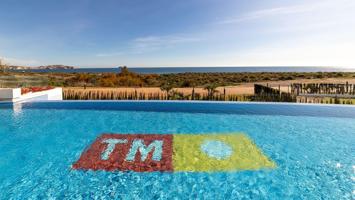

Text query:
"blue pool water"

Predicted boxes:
[[0, 101, 354, 199]]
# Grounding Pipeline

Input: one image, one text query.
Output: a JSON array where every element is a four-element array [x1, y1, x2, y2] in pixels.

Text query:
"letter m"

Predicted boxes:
[[126, 140, 163, 162]]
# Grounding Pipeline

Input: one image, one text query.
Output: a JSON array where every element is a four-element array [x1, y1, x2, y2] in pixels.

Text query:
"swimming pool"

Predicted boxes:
[[0, 101, 354, 199]]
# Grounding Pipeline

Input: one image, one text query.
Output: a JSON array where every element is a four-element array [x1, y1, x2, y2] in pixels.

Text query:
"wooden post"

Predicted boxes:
[[223, 87, 226, 101], [192, 87, 195, 100]]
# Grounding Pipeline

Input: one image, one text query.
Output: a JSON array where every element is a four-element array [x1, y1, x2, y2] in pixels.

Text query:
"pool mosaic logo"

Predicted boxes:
[[72, 133, 276, 172]]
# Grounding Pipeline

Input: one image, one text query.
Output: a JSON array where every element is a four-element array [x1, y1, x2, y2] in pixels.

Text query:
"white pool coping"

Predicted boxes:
[[0, 88, 63, 103]]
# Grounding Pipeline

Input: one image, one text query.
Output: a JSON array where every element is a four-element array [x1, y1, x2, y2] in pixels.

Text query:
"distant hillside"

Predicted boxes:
[[8, 65, 31, 70], [7, 65, 75, 70], [37, 65, 75, 70]]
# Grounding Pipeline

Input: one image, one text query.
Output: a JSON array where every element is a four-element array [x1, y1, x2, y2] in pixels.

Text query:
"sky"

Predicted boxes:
[[0, 0, 355, 68]]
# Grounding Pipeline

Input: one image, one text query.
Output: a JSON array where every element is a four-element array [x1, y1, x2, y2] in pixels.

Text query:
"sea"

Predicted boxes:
[[11, 67, 355, 74]]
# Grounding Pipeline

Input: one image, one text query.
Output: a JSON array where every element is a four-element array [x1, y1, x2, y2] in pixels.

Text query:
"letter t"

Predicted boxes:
[[101, 139, 127, 160]]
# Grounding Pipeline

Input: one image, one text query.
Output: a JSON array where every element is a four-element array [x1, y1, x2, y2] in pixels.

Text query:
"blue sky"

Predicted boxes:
[[0, 0, 354, 67]]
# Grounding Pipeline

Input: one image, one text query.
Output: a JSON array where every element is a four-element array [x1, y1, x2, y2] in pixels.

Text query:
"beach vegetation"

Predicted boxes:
[[160, 83, 174, 99], [1, 67, 355, 90], [204, 84, 219, 100]]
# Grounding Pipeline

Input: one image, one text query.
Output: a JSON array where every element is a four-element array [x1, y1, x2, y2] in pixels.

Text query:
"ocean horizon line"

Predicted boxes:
[[76, 66, 354, 68], [11, 66, 355, 74]]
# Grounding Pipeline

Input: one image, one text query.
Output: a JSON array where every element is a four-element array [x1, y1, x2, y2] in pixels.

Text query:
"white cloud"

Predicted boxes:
[[95, 35, 201, 57], [95, 52, 124, 57], [219, 0, 355, 24], [132, 35, 201, 53]]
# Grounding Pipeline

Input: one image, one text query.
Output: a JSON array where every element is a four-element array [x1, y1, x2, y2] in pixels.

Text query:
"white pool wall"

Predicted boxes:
[[0, 88, 21, 100], [0, 87, 63, 102]]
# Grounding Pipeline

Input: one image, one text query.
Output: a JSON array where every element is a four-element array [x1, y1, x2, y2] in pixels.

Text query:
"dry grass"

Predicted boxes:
[[63, 87, 253, 101], [63, 78, 355, 100], [297, 96, 355, 104]]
